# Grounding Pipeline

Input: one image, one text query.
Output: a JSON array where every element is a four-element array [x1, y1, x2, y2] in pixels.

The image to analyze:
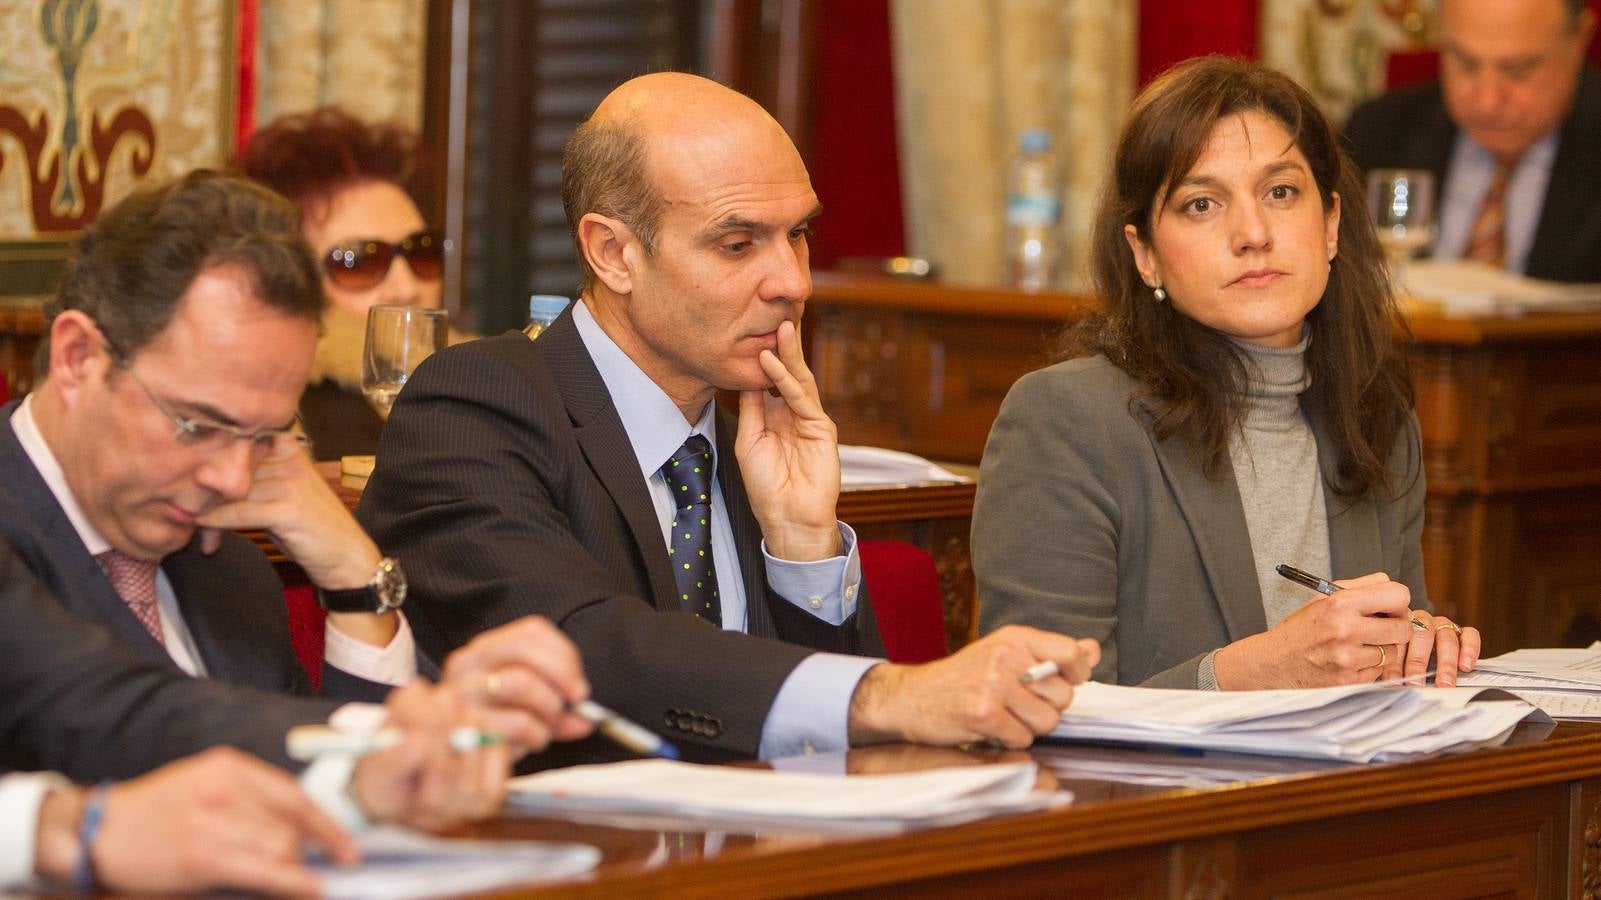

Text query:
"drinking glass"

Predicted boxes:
[[361, 305, 447, 420], [1367, 169, 1436, 286]]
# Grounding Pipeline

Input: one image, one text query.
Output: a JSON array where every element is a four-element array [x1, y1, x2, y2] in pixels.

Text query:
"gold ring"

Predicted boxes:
[[1364, 644, 1387, 671], [1435, 620, 1463, 635], [485, 671, 503, 700]]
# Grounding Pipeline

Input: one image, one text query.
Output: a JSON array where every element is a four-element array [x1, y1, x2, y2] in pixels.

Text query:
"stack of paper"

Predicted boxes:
[[839, 444, 970, 487], [1405, 260, 1601, 316], [1459, 642, 1601, 720], [506, 759, 1066, 834], [314, 826, 599, 899], [1047, 681, 1546, 763]]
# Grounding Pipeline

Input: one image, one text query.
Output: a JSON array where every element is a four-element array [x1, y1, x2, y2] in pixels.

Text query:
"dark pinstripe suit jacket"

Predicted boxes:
[[357, 313, 884, 765], [0, 540, 338, 780], [0, 401, 385, 701]]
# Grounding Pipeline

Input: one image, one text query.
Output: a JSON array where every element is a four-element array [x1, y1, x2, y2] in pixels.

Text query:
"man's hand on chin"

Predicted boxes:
[[734, 319, 842, 562]]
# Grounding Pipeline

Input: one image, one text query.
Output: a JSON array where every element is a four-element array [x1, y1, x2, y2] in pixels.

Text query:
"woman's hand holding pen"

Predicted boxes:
[[1213, 574, 1416, 689], [1397, 606, 1481, 687]]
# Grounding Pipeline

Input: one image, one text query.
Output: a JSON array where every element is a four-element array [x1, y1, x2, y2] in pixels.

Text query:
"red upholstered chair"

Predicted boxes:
[[0, 370, 9, 405], [858, 539, 948, 663], [283, 584, 326, 690]]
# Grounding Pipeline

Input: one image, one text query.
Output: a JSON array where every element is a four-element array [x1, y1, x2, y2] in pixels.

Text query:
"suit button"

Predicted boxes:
[[705, 719, 722, 738]]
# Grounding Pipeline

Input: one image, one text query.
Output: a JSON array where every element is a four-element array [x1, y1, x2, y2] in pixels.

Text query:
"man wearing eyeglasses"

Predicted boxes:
[[0, 171, 594, 756], [360, 72, 1100, 769], [1345, 0, 1601, 282]]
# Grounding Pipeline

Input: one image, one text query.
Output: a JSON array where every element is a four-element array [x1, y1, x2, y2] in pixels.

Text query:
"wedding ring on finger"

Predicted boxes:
[[1363, 644, 1388, 671], [1435, 620, 1463, 635]]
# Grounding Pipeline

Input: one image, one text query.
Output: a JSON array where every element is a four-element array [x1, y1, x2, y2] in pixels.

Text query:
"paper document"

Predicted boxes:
[[1047, 682, 1546, 763], [507, 759, 1065, 834], [313, 826, 599, 900], [839, 445, 970, 487], [1405, 260, 1601, 316], [1459, 643, 1601, 717]]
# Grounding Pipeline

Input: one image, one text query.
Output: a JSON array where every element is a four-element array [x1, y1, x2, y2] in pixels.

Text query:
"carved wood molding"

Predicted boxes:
[[1584, 791, 1601, 898], [936, 533, 976, 653], [1170, 837, 1236, 899]]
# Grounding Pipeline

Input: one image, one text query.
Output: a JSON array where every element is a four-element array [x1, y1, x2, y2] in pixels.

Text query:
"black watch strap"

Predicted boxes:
[[315, 557, 406, 614]]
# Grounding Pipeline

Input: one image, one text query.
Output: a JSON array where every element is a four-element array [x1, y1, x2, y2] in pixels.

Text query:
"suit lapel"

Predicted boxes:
[[541, 319, 681, 612], [1311, 413, 1383, 579], [1529, 67, 1601, 280], [0, 403, 170, 655], [713, 407, 777, 639], [161, 541, 259, 686], [1146, 425, 1268, 641]]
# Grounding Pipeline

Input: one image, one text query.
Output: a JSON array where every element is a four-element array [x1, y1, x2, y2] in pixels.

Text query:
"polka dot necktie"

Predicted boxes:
[[661, 434, 721, 627], [95, 549, 166, 645]]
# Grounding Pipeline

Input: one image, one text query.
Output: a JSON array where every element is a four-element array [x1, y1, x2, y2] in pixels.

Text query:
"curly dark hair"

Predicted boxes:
[[233, 106, 428, 223], [1070, 55, 1415, 501]]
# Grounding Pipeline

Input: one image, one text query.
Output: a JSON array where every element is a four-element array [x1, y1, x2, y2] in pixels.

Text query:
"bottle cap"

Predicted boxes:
[[1020, 128, 1051, 154], [528, 294, 572, 323]]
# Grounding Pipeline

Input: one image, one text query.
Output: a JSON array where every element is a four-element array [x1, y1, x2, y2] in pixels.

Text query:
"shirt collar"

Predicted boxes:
[[1457, 127, 1560, 176], [10, 394, 112, 556], [571, 299, 718, 478]]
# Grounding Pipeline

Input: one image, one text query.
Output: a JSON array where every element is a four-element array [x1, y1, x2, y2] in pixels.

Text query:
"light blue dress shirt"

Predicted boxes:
[[572, 301, 880, 758], [1433, 129, 1558, 275]]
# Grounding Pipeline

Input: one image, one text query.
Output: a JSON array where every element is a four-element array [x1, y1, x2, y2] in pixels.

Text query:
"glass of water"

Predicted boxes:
[[361, 305, 447, 419], [1366, 169, 1436, 288]]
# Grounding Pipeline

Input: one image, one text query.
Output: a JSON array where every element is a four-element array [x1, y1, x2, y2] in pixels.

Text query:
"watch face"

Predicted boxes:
[[376, 557, 407, 611]]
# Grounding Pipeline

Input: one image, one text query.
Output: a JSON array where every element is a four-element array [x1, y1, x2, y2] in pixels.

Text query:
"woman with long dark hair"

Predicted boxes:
[[974, 56, 1481, 689]]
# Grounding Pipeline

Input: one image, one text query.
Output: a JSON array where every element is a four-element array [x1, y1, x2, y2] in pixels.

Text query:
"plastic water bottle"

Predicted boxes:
[[1004, 128, 1062, 292], [524, 295, 571, 340]]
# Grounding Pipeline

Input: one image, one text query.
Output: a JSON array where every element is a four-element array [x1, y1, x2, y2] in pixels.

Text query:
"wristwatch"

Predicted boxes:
[[315, 556, 407, 614]]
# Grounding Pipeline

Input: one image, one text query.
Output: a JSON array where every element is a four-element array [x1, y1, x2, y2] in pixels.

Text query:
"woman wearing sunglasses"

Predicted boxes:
[[236, 106, 460, 460]]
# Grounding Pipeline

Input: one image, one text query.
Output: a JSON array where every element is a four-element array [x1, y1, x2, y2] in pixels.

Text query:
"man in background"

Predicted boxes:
[[360, 72, 1099, 768], [1345, 0, 1601, 282]]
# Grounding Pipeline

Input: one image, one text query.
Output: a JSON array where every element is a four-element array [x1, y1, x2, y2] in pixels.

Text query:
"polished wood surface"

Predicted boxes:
[[459, 720, 1601, 896], [254, 463, 982, 653], [805, 272, 1601, 656]]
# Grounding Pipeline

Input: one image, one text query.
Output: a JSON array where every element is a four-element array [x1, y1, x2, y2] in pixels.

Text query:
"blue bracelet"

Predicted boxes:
[[72, 781, 115, 894]]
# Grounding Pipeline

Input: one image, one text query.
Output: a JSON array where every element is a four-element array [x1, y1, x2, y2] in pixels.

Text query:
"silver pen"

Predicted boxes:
[[572, 700, 681, 759]]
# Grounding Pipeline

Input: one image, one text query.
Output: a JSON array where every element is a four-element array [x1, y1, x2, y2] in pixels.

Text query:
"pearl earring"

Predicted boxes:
[[1153, 286, 1166, 302]]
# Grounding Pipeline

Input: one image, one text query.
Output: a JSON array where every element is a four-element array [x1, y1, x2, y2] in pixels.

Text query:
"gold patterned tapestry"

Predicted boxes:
[[254, 0, 426, 130], [1260, 0, 1435, 121], [0, 0, 235, 295]]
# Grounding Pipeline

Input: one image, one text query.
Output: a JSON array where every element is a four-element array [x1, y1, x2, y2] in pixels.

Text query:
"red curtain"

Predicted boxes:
[[1138, 0, 1259, 85], [807, 0, 906, 268]]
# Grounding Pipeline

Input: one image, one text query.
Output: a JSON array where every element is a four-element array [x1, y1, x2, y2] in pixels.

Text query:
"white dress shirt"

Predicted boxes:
[[12, 395, 415, 684], [0, 772, 70, 890], [1433, 129, 1559, 274], [573, 301, 880, 757]]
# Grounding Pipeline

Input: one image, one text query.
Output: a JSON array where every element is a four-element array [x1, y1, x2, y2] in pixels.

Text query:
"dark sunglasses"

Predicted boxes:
[[322, 230, 446, 290]]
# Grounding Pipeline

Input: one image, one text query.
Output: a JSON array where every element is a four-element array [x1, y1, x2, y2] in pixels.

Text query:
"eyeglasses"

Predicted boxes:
[[104, 335, 304, 456], [322, 230, 447, 291]]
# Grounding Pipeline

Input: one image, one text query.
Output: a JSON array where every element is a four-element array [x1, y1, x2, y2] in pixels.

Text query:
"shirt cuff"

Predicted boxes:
[[762, 522, 862, 626], [0, 772, 73, 891], [324, 612, 418, 686], [1196, 650, 1221, 691], [757, 653, 881, 759]]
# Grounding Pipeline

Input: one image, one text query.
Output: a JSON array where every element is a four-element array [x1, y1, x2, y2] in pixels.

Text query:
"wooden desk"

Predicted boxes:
[[806, 273, 1601, 656], [254, 463, 982, 654], [463, 721, 1601, 896]]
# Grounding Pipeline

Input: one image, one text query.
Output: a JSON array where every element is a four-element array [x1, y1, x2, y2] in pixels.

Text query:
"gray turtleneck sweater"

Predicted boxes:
[[1197, 331, 1331, 689]]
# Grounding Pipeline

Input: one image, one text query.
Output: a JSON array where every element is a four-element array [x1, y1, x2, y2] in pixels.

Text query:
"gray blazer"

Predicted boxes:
[[974, 356, 1428, 688]]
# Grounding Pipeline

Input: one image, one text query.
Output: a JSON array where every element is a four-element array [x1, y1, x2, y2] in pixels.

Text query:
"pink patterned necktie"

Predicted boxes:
[[95, 549, 165, 645]]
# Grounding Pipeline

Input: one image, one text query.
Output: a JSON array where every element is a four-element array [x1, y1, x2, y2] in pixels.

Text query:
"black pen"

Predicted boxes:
[[1275, 564, 1426, 630]]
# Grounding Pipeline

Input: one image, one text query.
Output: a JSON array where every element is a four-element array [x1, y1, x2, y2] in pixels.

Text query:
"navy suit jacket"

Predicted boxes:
[[1344, 65, 1601, 284], [357, 312, 883, 766], [0, 540, 338, 780], [0, 400, 382, 700]]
